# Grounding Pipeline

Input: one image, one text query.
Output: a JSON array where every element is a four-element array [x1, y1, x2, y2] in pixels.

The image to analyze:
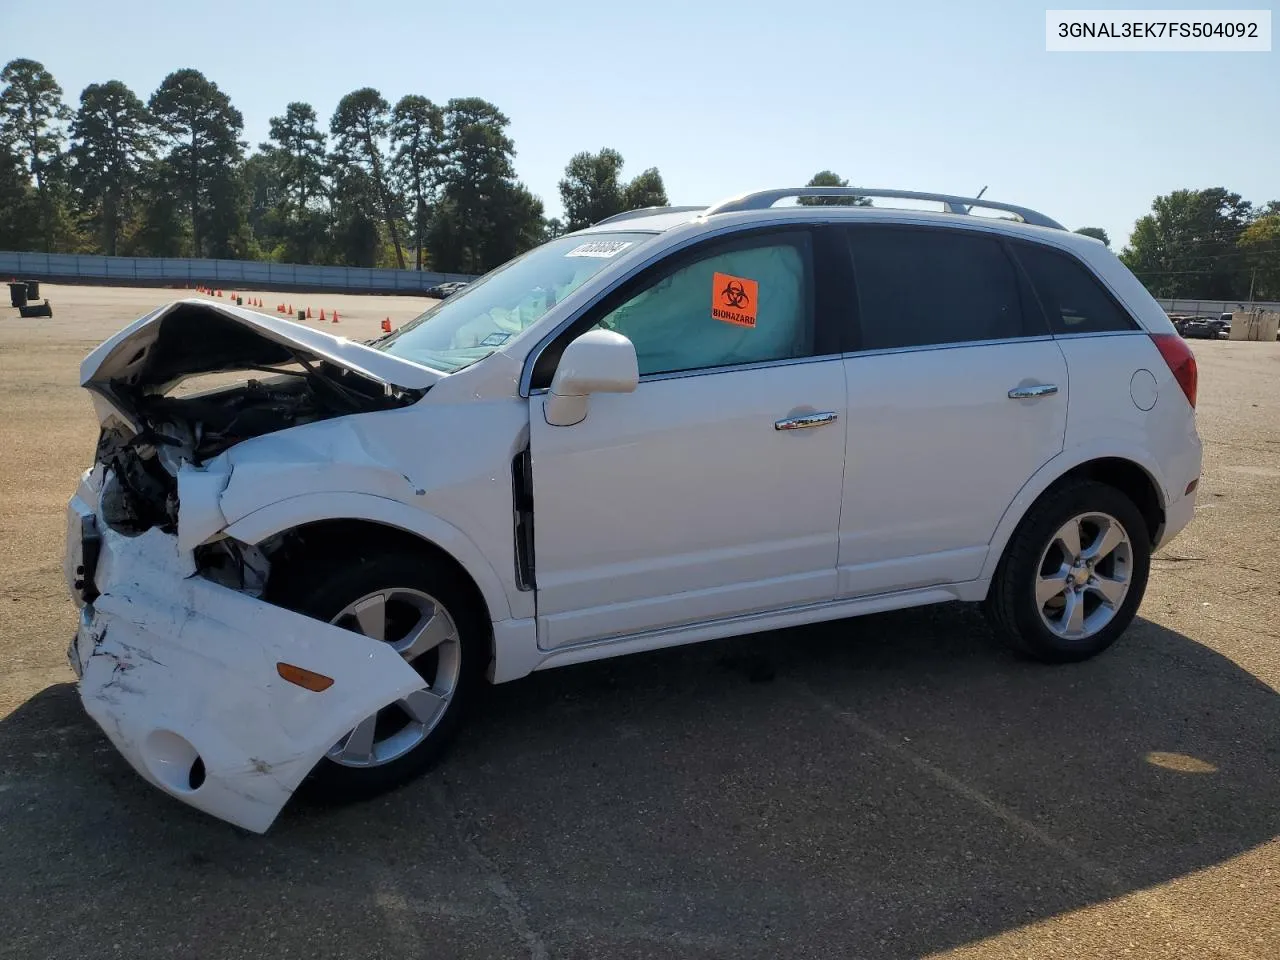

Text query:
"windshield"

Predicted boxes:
[[376, 232, 653, 372]]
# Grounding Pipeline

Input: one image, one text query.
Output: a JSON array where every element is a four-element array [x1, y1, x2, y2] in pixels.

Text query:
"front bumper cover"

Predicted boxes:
[[65, 469, 426, 833]]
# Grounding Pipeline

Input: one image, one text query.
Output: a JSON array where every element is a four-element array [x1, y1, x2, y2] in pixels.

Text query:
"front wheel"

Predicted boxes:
[[270, 549, 485, 801], [984, 480, 1151, 662]]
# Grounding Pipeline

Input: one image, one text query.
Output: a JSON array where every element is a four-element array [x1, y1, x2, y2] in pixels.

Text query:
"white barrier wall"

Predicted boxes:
[[0, 251, 475, 293], [1158, 297, 1280, 317]]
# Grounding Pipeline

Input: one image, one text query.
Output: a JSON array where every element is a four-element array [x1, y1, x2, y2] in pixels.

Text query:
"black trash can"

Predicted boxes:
[[8, 282, 27, 308], [25, 280, 39, 300]]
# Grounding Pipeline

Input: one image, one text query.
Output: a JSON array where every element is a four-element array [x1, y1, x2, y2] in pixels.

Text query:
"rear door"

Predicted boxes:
[[837, 224, 1069, 597]]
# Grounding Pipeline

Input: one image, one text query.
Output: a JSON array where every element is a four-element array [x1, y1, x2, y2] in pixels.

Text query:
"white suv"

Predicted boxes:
[[64, 187, 1202, 833]]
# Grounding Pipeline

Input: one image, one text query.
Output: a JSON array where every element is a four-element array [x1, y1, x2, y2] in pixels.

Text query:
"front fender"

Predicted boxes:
[[222, 492, 514, 622]]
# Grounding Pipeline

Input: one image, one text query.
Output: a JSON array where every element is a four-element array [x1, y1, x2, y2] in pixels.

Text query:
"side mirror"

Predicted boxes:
[[544, 329, 639, 426]]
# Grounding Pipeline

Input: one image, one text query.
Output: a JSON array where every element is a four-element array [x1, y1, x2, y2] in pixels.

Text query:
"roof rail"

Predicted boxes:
[[703, 188, 1065, 230], [592, 205, 708, 226]]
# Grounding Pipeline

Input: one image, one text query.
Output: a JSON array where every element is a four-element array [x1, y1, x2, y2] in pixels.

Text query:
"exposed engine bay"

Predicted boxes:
[[85, 301, 431, 537], [97, 370, 420, 535]]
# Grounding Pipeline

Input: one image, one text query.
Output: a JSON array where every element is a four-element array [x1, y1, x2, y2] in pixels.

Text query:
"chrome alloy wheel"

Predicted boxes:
[[326, 588, 461, 768], [1035, 512, 1133, 640]]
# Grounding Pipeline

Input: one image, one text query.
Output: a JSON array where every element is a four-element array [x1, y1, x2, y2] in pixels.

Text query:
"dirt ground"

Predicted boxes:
[[0, 285, 1277, 960]]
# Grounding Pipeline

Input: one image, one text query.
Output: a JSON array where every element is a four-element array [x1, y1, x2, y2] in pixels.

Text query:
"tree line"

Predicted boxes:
[[1116, 189, 1279, 303], [0, 58, 670, 274], [1073, 190, 1280, 304], [1, 58, 1274, 297]]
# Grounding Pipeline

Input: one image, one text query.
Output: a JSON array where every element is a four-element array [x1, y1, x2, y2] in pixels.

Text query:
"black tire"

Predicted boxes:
[[984, 479, 1151, 663], [268, 547, 486, 802]]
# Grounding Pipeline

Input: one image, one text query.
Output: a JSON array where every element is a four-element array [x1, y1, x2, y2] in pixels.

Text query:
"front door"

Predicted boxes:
[[528, 229, 847, 650]]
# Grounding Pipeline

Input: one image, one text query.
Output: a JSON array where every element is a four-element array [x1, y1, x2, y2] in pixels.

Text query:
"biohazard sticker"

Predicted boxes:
[[711, 272, 758, 328], [565, 240, 634, 258]]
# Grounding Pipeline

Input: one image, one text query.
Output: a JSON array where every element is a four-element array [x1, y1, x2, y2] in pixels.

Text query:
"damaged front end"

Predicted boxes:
[[66, 505, 428, 833], [65, 300, 441, 832], [86, 299, 434, 538]]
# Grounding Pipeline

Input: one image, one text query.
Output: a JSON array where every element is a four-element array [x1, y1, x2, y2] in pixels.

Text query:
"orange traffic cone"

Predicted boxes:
[[331, 310, 340, 324], [288, 304, 293, 315], [216, 290, 222, 297], [381, 318, 391, 333], [319, 309, 326, 321], [306, 306, 312, 319]]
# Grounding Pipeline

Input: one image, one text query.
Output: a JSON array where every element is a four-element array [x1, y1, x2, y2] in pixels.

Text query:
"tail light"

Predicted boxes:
[[1149, 333, 1197, 408]]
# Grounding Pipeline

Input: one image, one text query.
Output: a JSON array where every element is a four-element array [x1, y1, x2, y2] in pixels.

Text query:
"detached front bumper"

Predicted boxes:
[[65, 469, 426, 833]]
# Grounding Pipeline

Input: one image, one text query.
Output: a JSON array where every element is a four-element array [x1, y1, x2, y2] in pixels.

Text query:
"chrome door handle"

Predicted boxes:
[[775, 411, 839, 431], [1008, 384, 1059, 399]]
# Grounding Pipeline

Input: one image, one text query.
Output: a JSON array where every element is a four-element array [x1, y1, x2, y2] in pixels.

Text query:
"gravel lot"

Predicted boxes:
[[1, 285, 1277, 959]]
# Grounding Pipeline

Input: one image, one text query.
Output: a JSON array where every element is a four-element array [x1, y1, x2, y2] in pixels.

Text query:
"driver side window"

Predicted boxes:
[[591, 236, 813, 377]]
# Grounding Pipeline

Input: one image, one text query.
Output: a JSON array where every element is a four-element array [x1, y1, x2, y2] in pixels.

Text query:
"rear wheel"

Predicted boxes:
[[985, 480, 1151, 662], [270, 549, 485, 800]]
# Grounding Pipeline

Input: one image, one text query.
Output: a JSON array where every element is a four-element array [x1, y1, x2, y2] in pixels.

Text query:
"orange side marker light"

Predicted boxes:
[[276, 662, 334, 692]]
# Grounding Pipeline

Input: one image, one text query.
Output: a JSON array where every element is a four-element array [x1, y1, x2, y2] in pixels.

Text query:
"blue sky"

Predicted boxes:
[[3, 0, 1275, 246]]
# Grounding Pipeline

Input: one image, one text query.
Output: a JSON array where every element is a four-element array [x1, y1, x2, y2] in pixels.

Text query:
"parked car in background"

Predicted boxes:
[[1180, 315, 1230, 339], [64, 186, 1202, 833], [425, 280, 468, 299]]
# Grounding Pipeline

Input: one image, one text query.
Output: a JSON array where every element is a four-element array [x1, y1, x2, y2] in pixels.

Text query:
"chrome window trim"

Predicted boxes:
[[1050, 329, 1148, 340], [836, 330, 1148, 360], [527, 352, 841, 395], [838, 334, 1055, 360], [523, 325, 1143, 392]]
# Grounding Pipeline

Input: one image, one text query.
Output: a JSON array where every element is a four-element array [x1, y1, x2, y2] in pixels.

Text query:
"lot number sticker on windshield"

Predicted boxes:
[[711, 272, 758, 328], [565, 240, 634, 258]]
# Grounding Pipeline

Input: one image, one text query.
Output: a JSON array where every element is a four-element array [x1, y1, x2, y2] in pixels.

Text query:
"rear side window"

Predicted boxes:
[[1014, 243, 1137, 334], [846, 227, 1028, 351]]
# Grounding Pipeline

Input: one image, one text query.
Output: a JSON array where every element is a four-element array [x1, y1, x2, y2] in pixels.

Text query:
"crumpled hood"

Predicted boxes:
[[81, 298, 442, 393]]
